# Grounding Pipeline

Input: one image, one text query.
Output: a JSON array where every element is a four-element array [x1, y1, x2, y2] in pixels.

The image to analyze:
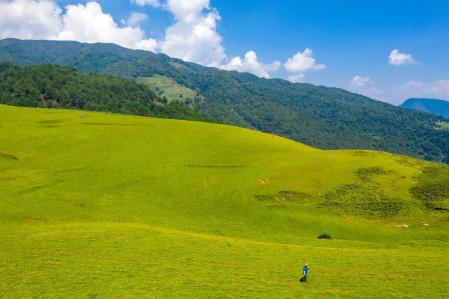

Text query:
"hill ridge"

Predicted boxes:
[[1, 38, 449, 163]]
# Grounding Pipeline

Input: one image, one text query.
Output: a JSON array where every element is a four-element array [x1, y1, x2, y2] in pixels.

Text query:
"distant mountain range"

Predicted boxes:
[[401, 98, 449, 119], [1, 38, 449, 163]]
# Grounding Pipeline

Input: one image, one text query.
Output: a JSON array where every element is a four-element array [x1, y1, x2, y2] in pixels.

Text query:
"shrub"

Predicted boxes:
[[318, 233, 332, 239]]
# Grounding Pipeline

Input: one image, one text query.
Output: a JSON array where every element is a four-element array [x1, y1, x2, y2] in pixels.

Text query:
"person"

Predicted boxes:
[[300, 263, 309, 282]]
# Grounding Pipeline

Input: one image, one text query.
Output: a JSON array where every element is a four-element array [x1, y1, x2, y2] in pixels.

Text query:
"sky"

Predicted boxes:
[[1, 0, 449, 104]]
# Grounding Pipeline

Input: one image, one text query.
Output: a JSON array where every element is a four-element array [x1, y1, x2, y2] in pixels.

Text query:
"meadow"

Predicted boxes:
[[136, 75, 200, 104], [0, 104, 448, 298]]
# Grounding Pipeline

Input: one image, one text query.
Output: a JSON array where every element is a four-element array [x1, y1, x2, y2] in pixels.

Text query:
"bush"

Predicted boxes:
[[318, 233, 332, 239]]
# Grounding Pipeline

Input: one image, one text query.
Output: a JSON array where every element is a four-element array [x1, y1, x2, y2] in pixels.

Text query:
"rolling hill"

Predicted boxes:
[[401, 98, 449, 119], [0, 62, 211, 122], [1, 38, 449, 163], [1, 105, 448, 297]]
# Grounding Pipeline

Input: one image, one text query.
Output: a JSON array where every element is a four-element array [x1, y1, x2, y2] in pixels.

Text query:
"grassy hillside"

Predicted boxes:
[[1, 39, 449, 163], [136, 75, 202, 104], [0, 105, 448, 298], [0, 62, 211, 122]]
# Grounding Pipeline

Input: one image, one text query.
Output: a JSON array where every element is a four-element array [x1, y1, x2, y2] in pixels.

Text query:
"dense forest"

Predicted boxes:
[[0, 62, 211, 122], [1, 38, 449, 162]]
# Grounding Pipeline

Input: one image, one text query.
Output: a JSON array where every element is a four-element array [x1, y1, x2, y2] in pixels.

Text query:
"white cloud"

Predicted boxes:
[[130, 0, 161, 7], [392, 79, 449, 102], [57, 2, 157, 51], [159, 0, 226, 66], [0, 0, 324, 81], [350, 75, 371, 87], [388, 49, 416, 66], [349, 75, 385, 100], [0, 0, 157, 52], [126, 12, 148, 27], [222, 51, 280, 78], [0, 0, 62, 39], [283, 48, 326, 82]]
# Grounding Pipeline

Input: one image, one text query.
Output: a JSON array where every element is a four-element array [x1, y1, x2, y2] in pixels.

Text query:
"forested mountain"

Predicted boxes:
[[1, 38, 449, 162], [0, 62, 211, 122], [401, 98, 449, 119]]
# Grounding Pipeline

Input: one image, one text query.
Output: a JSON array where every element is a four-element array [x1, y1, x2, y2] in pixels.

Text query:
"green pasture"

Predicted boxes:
[[136, 75, 199, 104], [0, 105, 448, 298]]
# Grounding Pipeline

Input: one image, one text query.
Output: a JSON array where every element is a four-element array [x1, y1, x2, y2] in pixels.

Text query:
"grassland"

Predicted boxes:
[[0, 104, 448, 298], [436, 120, 449, 131], [136, 75, 200, 104]]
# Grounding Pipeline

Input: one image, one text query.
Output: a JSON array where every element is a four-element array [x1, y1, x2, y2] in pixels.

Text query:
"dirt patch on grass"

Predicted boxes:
[[257, 178, 270, 185]]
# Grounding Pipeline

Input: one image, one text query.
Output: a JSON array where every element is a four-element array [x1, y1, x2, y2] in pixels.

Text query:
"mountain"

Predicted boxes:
[[1, 105, 448, 297], [0, 62, 211, 122], [1, 38, 449, 162], [401, 98, 449, 119]]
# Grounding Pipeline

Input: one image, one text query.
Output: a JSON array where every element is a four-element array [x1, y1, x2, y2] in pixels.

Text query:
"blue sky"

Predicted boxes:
[[2, 0, 449, 104]]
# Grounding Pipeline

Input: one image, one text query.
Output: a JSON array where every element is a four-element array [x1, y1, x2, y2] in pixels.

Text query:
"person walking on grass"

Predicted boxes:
[[300, 263, 309, 283]]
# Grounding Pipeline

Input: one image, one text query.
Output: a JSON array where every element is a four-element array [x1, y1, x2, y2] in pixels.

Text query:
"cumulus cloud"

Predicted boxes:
[[388, 49, 416, 66], [159, 0, 226, 66], [126, 12, 148, 27], [130, 0, 161, 7], [349, 75, 385, 100], [283, 48, 326, 82], [59, 2, 157, 51], [222, 51, 280, 78], [0, 0, 324, 81], [0, 0, 62, 39], [0, 0, 157, 52]]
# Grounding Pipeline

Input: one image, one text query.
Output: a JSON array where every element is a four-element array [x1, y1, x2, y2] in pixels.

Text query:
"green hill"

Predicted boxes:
[[1, 39, 449, 163], [0, 62, 211, 122], [1, 105, 448, 297], [401, 98, 449, 119]]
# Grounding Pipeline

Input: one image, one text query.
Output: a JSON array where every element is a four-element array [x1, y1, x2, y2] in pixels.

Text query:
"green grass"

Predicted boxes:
[[136, 75, 200, 104], [1, 104, 448, 298], [436, 121, 449, 131]]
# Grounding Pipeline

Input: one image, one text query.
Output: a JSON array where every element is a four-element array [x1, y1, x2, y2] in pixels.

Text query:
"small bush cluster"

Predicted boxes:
[[318, 233, 332, 239]]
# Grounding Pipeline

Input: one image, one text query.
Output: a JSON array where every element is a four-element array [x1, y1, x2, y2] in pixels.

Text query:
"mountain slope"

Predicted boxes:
[[1, 105, 448, 297], [401, 98, 449, 119], [1, 38, 449, 162], [0, 62, 211, 122]]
